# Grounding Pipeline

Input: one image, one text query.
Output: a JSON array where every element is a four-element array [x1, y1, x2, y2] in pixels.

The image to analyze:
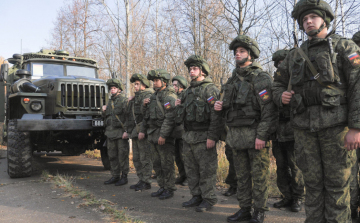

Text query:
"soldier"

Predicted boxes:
[[271, 49, 305, 212], [142, 69, 177, 200], [174, 55, 221, 212], [350, 31, 360, 219], [172, 76, 188, 186], [103, 78, 130, 186], [214, 35, 277, 223], [272, 1, 360, 222], [125, 74, 154, 191]]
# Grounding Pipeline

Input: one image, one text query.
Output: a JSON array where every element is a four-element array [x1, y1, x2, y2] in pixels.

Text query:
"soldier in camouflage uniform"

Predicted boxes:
[[172, 76, 188, 186], [103, 78, 130, 186], [272, 1, 360, 222], [350, 31, 360, 219], [214, 36, 277, 223], [271, 49, 305, 212], [125, 74, 154, 191], [174, 55, 221, 212], [142, 69, 177, 200]]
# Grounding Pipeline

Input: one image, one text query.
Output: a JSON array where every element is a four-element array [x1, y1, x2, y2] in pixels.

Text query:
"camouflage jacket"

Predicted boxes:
[[272, 34, 360, 132], [141, 86, 177, 143], [174, 77, 221, 143], [103, 93, 128, 139], [125, 88, 154, 139], [219, 62, 277, 149]]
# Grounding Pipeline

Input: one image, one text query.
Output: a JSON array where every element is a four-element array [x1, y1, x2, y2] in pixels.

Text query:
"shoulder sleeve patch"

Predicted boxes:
[[207, 96, 215, 105], [259, 89, 271, 102], [348, 52, 360, 67], [164, 102, 171, 110]]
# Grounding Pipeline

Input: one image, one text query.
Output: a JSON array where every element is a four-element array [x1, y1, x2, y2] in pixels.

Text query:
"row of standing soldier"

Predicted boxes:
[[101, 0, 360, 222]]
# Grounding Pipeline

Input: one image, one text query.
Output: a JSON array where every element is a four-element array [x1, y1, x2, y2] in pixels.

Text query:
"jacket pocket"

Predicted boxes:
[[290, 57, 305, 86], [195, 101, 210, 123], [315, 51, 335, 84]]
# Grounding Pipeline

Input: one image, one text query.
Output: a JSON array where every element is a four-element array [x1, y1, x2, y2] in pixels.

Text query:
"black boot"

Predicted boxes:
[[115, 174, 128, 186], [290, 199, 302, 212], [223, 186, 237, 196], [175, 176, 186, 185], [273, 198, 292, 208], [227, 208, 252, 222], [195, 200, 213, 212], [151, 187, 165, 197], [130, 180, 142, 189], [182, 196, 203, 207], [104, 177, 120, 185], [135, 181, 151, 191], [159, 189, 174, 200], [249, 209, 265, 223]]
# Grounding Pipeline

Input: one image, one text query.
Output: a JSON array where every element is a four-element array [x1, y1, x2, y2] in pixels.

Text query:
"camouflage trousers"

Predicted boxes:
[[174, 138, 186, 179], [183, 141, 218, 205], [225, 144, 237, 188], [132, 138, 153, 184], [350, 149, 359, 210], [294, 126, 355, 223], [107, 137, 129, 178], [233, 147, 270, 211], [272, 140, 304, 200], [150, 140, 176, 191]]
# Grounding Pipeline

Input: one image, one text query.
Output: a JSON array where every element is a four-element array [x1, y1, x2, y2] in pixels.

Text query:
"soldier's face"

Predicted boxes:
[[134, 80, 141, 92], [110, 86, 120, 95], [173, 80, 180, 93], [302, 13, 324, 33], [189, 66, 202, 78], [235, 47, 250, 62], [153, 78, 163, 88]]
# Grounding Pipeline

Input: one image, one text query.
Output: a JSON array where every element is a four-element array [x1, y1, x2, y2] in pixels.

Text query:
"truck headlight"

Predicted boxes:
[[30, 101, 42, 111]]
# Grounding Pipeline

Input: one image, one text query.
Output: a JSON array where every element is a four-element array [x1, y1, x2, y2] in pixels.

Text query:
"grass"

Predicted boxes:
[[41, 170, 142, 223]]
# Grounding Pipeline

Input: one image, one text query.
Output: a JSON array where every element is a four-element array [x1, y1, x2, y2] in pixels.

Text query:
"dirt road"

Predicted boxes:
[[0, 149, 306, 222]]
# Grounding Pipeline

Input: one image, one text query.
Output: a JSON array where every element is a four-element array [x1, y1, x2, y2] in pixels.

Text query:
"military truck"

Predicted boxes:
[[0, 49, 111, 178]]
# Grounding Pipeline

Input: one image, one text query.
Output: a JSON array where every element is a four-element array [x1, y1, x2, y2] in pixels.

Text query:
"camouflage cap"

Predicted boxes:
[[229, 35, 260, 59], [184, 55, 210, 75], [172, 76, 188, 88], [353, 31, 360, 45], [147, 69, 171, 81], [272, 49, 289, 68], [130, 73, 150, 88], [106, 78, 124, 91], [292, 0, 334, 30]]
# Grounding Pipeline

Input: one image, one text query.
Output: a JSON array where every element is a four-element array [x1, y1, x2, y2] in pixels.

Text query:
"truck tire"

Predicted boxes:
[[7, 120, 32, 178], [100, 146, 111, 170]]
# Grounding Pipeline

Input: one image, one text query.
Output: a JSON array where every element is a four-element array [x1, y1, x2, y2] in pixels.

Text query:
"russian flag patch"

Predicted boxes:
[[348, 52, 360, 67], [164, 102, 171, 110], [207, 96, 215, 104], [259, 89, 270, 101]]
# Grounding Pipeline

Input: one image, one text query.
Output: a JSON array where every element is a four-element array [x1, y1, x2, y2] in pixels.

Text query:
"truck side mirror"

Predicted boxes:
[[0, 64, 8, 82]]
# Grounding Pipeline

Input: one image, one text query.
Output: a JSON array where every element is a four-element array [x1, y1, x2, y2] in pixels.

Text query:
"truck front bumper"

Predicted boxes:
[[17, 119, 104, 131]]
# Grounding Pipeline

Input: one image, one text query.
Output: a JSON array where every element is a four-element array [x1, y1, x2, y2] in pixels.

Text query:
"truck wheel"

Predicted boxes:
[[100, 146, 111, 170], [7, 120, 32, 178]]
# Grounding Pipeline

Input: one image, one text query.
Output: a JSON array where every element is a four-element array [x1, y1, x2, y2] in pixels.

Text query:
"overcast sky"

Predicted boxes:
[[0, 0, 66, 60]]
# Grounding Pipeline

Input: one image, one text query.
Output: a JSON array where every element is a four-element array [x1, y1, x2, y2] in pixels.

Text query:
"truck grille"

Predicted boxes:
[[61, 83, 106, 110]]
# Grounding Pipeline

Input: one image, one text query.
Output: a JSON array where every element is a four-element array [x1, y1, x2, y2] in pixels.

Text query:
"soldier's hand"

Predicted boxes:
[[158, 136, 166, 145], [282, 91, 294, 105], [344, 128, 360, 151], [255, 138, 266, 150], [122, 132, 128, 139], [128, 96, 135, 101], [175, 99, 181, 106], [138, 132, 145, 140], [144, 98, 150, 106], [206, 139, 216, 149], [102, 105, 107, 111], [214, 101, 223, 111]]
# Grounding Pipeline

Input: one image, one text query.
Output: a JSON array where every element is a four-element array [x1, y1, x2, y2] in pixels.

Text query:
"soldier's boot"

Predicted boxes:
[[249, 209, 265, 223], [223, 186, 237, 196], [135, 181, 151, 191], [182, 195, 203, 207], [195, 200, 213, 212], [351, 208, 359, 219], [175, 176, 186, 185], [181, 178, 188, 186], [104, 177, 120, 185], [151, 187, 165, 197], [159, 189, 174, 200], [130, 180, 142, 189], [227, 208, 252, 222], [290, 199, 302, 212], [273, 198, 292, 208], [115, 174, 128, 186]]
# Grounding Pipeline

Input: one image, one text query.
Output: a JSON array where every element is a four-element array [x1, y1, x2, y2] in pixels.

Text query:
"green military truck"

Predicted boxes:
[[0, 49, 110, 178]]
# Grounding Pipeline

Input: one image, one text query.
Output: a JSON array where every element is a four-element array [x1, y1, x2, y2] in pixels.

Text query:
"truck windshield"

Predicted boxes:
[[66, 66, 96, 78], [32, 63, 64, 79]]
